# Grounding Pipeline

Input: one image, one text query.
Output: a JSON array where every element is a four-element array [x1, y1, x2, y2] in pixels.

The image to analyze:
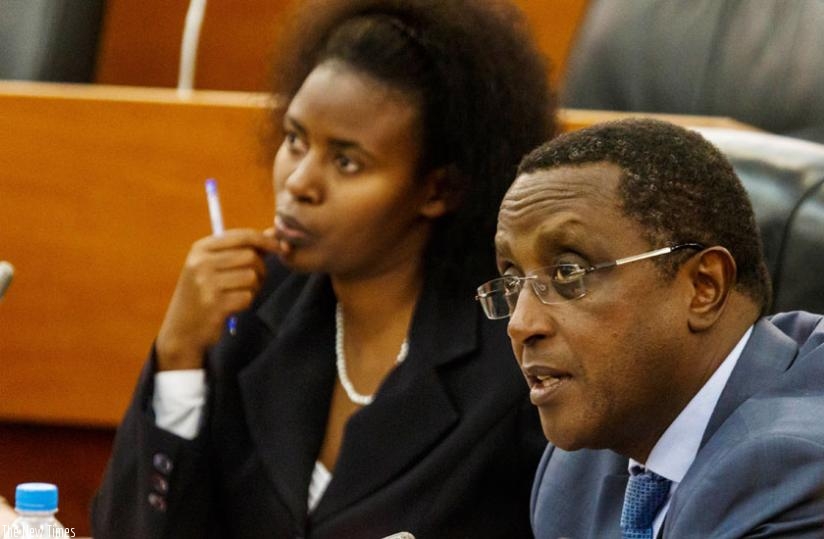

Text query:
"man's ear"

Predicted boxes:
[[686, 247, 737, 332], [418, 165, 464, 219]]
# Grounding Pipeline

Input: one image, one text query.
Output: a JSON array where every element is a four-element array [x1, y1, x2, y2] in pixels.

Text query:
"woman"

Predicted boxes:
[[92, 0, 557, 536]]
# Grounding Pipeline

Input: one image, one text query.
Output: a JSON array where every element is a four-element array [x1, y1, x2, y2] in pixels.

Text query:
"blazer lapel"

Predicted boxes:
[[701, 317, 799, 446], [593, 473, 628, 538], [238, 273, 337, 523], [536, 448, 628, 538], [311, 286, 477, 520]]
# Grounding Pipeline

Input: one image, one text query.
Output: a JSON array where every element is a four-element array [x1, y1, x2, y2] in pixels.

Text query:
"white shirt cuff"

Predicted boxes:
[[152, 369, 206, 440]]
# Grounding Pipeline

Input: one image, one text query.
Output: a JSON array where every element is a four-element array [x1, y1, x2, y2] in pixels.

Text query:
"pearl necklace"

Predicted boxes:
[[335, 303, 409, 406]]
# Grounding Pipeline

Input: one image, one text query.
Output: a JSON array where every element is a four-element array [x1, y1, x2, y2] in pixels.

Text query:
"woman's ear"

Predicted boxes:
[[686, 247, 737, 332], [418, 165, 464, 218]]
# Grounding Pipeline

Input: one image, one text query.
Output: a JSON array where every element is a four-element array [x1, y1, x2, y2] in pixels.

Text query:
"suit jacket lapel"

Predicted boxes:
[[665, 318, 802, 536], [311, 285, 476, 520], [535, 448, 627, 538], [593, 474, 628, 538], [701, 317, 799, 446], [238, 273, 337, 523]]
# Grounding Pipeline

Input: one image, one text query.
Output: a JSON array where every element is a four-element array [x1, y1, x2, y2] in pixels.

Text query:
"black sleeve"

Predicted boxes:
[[90, 349, 216, 539]]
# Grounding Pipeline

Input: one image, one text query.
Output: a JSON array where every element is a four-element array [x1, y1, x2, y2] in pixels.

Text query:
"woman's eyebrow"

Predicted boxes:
[[283, 114, 307, 136], [328, 138, 361, 152], [284, 114, 377, 161]]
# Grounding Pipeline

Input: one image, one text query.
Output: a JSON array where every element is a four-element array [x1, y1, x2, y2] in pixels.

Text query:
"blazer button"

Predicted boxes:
[[147, 492, 167, 512], [153, 452, 174, 475], [150, 473, 169, 495]]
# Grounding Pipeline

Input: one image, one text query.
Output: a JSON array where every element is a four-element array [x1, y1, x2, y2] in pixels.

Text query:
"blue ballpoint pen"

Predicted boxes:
[[204, 178, 238, 336]]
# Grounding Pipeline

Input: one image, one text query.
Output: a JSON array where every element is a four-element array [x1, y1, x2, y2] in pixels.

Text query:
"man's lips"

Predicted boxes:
[[522, 364, 572, 405]]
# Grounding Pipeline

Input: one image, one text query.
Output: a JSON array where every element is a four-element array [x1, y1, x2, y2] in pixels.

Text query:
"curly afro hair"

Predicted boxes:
[[267, 0, 557, 296]]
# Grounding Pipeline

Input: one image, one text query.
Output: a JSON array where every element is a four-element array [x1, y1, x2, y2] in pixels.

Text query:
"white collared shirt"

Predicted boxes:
[[152, 369, 206, 439], [628, 326, 753, 537]]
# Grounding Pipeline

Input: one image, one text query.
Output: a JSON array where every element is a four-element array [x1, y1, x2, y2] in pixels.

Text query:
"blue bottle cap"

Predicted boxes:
[[15, 483, 58, 511]]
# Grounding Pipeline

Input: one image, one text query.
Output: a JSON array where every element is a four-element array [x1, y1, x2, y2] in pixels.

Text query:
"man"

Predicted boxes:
[[476, 118, 824, 538]]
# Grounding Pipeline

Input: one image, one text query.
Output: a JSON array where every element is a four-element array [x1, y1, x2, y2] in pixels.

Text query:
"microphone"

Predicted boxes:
[[178, 0, 208, 93], [0, 261, 13, 299]]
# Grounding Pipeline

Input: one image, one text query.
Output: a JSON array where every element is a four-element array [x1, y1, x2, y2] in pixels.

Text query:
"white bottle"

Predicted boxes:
[[3, 483, 67, 538]]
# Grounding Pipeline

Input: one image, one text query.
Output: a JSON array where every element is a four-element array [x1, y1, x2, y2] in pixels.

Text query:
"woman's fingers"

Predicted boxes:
[[156, 229, 277, 370], [196, 228, 282, 254]]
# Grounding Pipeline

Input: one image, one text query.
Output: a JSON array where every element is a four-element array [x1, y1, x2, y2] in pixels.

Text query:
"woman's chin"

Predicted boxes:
[[276, 249, 323, 274]]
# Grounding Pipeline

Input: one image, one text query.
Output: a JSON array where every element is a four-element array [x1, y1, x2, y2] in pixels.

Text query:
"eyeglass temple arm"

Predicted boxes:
[[589, 243, 706, 271]]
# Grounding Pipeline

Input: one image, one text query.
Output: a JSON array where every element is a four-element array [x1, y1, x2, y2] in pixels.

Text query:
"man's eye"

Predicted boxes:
[[552, 264, 584, 283], [503, 276, 521, 293]]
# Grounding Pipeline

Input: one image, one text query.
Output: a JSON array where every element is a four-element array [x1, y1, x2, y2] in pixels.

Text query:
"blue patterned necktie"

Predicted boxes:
[[620, 468, 672, 539]]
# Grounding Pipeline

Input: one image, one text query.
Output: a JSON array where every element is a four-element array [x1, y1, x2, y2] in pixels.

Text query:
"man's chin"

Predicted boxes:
[[539, 415, 591, 451]]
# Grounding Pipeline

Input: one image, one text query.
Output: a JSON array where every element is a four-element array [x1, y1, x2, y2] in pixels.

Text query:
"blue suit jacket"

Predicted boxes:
[[531, 311, 824, 538]]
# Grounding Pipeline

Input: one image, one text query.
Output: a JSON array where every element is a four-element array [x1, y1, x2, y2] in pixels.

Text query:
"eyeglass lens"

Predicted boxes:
[[477, 267, 588, 319]]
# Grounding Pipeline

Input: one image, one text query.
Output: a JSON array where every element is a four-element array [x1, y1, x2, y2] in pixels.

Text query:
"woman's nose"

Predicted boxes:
[[280, 152, 323, 204]]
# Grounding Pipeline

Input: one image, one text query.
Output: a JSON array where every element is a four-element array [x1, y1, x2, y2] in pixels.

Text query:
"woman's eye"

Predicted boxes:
[[335, 154, 362, 174], [283, 131, 307, 153]]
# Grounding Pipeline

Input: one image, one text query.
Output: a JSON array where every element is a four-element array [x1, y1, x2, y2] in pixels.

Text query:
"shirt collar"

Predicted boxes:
[[629, 326, 754, 483]]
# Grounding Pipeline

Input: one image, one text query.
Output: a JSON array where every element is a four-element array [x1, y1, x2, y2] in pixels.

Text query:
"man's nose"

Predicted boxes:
[[507, 284, 554, 346]]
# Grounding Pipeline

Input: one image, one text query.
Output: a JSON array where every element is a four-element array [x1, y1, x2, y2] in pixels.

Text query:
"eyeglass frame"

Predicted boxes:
[[475, 242, 706, 320]]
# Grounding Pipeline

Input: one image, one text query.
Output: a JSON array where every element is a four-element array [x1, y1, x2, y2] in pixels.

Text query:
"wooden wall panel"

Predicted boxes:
[[95, 0, 288, 91], [0, 82, 272, 426], [518, 0, 590, 85], [95, 0, 589, 91]]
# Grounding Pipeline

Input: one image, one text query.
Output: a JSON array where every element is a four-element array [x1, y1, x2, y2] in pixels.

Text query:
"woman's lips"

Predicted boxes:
[[523, 364, 571, 406], [274, 214, 313, 247]]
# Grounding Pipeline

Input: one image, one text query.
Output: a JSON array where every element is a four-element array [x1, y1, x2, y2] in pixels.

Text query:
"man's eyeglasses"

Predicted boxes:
[[475, 243, 705, 320]]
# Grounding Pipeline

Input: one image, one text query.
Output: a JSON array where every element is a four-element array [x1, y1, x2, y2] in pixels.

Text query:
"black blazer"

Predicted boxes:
[[92, 259, 545, 538]]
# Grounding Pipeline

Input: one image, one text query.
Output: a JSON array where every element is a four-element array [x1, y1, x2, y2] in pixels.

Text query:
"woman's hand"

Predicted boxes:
[[156, 228, 281, 371]]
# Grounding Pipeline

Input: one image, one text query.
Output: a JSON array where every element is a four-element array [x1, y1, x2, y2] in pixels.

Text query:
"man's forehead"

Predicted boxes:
[[500, 163, 622, 224], [495, 163, 632, 262]]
